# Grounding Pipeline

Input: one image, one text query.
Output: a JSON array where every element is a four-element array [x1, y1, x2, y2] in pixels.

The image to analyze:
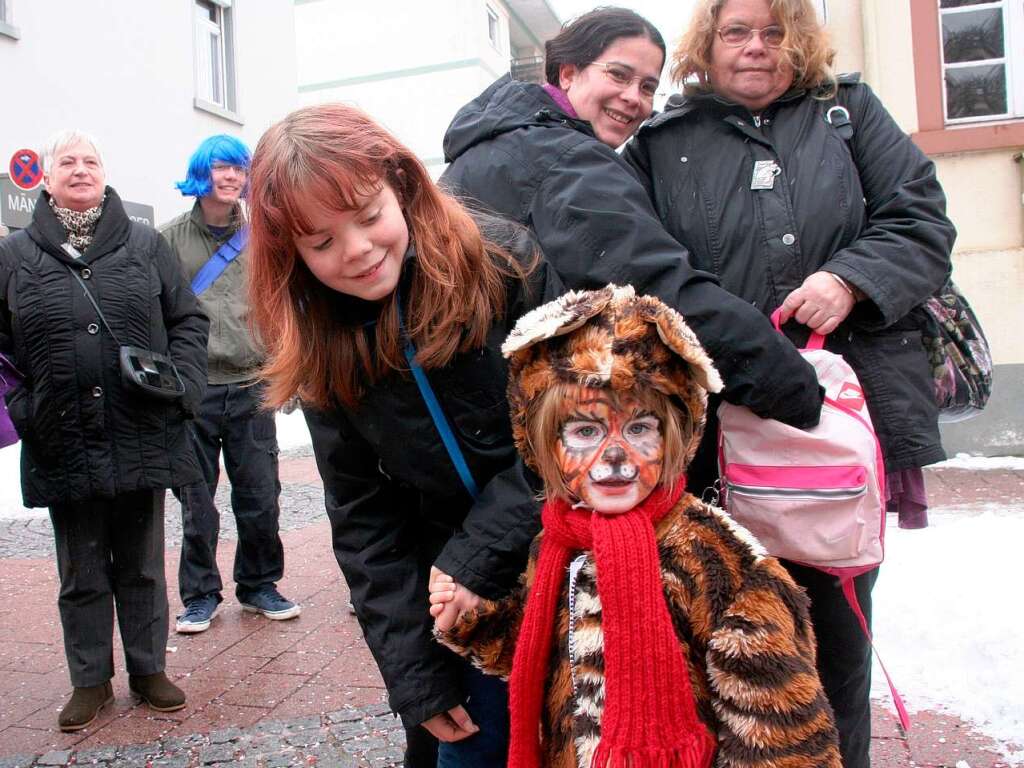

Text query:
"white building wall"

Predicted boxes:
[[0, 0, 297, 226], [296, 0, 520, 172]]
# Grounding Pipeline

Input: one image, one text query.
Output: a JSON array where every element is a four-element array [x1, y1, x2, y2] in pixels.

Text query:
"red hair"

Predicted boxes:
[[247, 103, 530, 409]]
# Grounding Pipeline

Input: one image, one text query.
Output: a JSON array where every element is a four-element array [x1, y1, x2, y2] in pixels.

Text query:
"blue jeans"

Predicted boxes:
[[436, 661, 509, 768]]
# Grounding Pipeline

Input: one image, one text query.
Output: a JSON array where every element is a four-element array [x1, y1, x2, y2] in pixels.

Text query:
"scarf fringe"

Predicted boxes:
[[591, 736, 717, 768]]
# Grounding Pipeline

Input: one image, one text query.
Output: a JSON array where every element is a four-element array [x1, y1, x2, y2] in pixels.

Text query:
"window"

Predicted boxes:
[[939, 0, 1024, 123], [486, 6, 501, 51], [0, 0, 20, 40], [193, 0, 239, 119]]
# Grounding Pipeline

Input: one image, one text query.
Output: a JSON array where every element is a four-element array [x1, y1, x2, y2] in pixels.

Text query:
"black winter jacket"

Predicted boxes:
[[302, 222, 562, 727], [441, 75, 824, 429], [623, 77, 956, 470], [0, 188, 208, 507]]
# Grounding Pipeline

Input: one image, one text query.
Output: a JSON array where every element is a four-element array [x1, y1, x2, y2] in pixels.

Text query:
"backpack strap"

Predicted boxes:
[[769, 307, 826, 350], [396, 293, 481, 500], [825, 73, 860, 143], [190, 226, 247, 297], [841, 576, 912, 732]]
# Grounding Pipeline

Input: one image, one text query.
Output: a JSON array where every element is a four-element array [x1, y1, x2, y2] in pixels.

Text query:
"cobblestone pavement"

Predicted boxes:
[[0, 449, 325, 559], [0, 704, 405, 767], [0, 459, 1020, 768]]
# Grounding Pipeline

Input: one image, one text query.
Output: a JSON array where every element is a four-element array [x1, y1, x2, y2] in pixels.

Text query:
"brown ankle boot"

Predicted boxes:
[[58, 681, 114, 732], [129, 671, 186, 712]]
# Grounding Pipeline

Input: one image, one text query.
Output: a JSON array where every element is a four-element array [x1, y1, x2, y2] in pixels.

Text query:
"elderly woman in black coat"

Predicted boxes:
[[623, 1, 956, 765], [0, 130, 208, 731]]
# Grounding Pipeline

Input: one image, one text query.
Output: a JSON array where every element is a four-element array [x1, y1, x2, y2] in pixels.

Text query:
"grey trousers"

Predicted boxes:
[[49, 489, 169, 687]]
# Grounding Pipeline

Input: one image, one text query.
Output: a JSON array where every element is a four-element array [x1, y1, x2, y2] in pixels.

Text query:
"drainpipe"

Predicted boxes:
[[1015, 152, 1024, 207]]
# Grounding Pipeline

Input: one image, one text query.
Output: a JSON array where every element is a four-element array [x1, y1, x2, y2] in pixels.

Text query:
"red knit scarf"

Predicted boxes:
[[507, 480, 717, 768]]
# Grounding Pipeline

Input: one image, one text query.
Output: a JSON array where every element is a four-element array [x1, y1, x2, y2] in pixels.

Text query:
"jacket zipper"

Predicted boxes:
[[566, 553, 587, 697]]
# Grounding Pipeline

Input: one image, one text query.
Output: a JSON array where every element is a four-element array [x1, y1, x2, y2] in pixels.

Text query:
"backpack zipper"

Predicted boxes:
[[725, 482, 866, 500]]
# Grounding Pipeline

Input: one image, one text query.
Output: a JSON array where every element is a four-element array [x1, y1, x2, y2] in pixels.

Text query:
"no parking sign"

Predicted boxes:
[[8, 149, 43, 191]]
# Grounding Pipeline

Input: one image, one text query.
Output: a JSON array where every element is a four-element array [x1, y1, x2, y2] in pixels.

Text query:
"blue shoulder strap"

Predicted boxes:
[[396, 294, 480, 500], [191, 226, 248, 296]]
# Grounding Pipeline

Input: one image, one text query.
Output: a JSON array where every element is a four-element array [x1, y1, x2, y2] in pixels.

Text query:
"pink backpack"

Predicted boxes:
[[717, 310, 909, 729]]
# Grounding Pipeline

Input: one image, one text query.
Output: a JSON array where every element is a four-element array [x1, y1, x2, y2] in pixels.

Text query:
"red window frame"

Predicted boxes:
[[910, 0, 1024, 154]]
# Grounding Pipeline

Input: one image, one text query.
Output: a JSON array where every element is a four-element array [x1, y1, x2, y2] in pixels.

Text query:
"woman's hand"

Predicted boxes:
[[778, 271, 858, 335], [421, 704, 479, 742], [428, 566, 481, 632]]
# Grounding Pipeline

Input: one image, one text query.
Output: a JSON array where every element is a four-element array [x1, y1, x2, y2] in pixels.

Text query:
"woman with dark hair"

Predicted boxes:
[[246, 103, 562, 767], [441, 6, 824, 449], [623, 1, 955, 765]]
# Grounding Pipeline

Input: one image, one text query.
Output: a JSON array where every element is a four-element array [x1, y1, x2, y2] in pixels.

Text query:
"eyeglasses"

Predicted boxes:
[[716, 24, 785, 48], [211, 161, 248, 174], [589, 61, 660, 99]]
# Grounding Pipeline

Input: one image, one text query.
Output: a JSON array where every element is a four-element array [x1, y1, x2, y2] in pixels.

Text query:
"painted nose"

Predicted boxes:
[[602, 443, 627, 465]]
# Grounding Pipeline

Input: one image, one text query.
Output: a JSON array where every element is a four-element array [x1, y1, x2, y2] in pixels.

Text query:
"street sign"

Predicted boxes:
[[0, 175, 39, 229], [8, 149, 42, 191], [122, 200, 156, 227], [0, 174, 155, 231]]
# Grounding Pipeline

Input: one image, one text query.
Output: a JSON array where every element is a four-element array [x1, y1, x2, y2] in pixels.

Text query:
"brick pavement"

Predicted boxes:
[[0, 456, 1019, 768]]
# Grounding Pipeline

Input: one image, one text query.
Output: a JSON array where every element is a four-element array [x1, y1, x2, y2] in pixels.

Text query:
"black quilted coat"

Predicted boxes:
[[0, 188, 208, 507]]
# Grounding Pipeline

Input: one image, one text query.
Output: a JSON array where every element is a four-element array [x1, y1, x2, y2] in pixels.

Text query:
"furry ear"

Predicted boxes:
[[637, 296, 724, 394], [502, 285, 631, 357]]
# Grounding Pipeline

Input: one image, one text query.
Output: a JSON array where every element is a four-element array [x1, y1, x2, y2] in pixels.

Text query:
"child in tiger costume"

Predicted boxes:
[[429, 285, 841, 768]]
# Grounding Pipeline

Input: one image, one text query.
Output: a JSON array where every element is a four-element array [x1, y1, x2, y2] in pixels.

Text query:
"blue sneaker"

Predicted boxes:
[[175, 594, 219, 634], [239, 585, 301, 621]]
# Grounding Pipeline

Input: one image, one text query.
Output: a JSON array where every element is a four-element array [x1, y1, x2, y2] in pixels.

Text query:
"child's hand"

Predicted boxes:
[[429, 566, 481, 632]]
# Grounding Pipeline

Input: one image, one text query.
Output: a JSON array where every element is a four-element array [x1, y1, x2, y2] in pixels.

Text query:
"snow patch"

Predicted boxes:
[[931, 453, 1024, 470], [871, 508, 1024, 763]]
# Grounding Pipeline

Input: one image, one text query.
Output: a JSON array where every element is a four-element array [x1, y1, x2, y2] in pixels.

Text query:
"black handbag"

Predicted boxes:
[[63, 261, 186, 402]]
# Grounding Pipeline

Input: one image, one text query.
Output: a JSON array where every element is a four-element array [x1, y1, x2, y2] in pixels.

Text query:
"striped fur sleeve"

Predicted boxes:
[[434, 533, 540, 678], [434, 591, 525, 679], [706, 556, 842, 768]]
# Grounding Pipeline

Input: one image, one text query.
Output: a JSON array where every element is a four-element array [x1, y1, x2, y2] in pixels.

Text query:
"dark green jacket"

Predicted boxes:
[[160, 201, 262, 384]]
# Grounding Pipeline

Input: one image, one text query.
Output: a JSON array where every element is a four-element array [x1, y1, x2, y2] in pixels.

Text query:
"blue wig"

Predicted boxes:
[[175, 134, 251, 198]]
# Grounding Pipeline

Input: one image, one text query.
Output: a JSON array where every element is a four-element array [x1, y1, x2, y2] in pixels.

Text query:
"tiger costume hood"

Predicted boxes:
[[502, 284, 723, 471]]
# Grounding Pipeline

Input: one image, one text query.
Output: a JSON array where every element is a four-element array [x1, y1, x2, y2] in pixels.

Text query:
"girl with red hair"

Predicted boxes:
[[246, 103, 561, 767]]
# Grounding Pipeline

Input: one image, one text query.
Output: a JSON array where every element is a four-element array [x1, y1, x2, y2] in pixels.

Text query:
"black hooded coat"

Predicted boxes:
[[441, 75, 825, 433]]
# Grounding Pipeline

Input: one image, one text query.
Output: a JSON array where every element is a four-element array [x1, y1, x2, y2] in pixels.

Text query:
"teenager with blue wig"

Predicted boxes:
[[160, 134, 300, 634], [175, 134, 252, 198]]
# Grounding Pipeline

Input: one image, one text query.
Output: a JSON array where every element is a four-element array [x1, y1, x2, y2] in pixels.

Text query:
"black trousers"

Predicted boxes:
[[403, 725, 438, 768], [175, 382, 284, 604], [783, 561, 878, 768], [49, 489, 168, 687]]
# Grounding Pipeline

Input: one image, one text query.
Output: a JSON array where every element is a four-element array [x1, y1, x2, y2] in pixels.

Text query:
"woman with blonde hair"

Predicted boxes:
[[624, 1, 956, 765], [246, 103, 562, 766]]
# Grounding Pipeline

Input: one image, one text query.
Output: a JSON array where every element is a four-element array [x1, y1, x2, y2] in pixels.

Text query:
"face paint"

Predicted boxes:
[[554, 386, 664, 514]]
